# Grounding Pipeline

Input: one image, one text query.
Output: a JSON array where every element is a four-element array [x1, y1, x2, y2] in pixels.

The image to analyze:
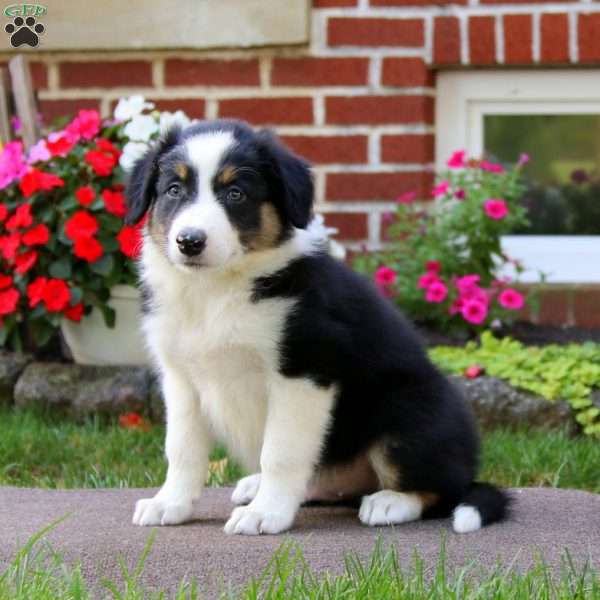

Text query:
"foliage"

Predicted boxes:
[[430, 332, 600, 437], [353, 152, 533, 333], [2, 530, 599, 599]]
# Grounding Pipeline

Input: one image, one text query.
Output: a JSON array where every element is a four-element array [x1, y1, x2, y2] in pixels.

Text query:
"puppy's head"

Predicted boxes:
[[125, 120, 314, 270]]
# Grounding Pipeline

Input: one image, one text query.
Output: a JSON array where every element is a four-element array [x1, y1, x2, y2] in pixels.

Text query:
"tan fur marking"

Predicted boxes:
[[417, 492, 439, 509], [174, 163, 188, 180], [368, 442, 399, 489], [149, 214, 168, 250], [244, 203, 282, 251], [219, 165, 236, 185]]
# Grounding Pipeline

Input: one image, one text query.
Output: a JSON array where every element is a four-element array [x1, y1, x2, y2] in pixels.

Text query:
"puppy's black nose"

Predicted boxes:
[[176, 228, 207, 256]]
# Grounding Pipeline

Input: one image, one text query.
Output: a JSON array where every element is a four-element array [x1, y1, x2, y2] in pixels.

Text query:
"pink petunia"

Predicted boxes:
[[518, 153, 530, 166], [27, 139, 51, 164], [498, 288, 524, 310], [417, 272, 439, 289], [484, 199, 509, 220], [375, 266, 397, 289], [480, 160, 505, 174], [425, 281, 448, 303], [0, 141, 27, 190], [447, 150, 466, 169], [431, 181, 450, 198], [425, 260, 441, 273], [454, 189, 466, 200], [396, 191, 417, 204], [455, 274, 481, 295], [461, 299, 488, 325]]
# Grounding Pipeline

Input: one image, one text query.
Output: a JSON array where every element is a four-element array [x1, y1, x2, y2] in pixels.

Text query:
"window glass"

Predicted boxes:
[[484, 115, 600, 234]]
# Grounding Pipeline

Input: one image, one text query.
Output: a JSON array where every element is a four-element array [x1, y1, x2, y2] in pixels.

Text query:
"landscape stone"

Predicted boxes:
[[0, 351, 32, 405]]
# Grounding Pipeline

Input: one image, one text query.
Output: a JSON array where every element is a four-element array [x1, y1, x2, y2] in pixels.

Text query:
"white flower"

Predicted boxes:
[[159, 110, 192, 134], [123, 115, 159, 143], [119, 141, 149, 173], [114, 95, 154, 122]]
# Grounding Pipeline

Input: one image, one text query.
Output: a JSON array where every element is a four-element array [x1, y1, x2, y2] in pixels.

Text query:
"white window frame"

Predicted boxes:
[[436, 70, 600, 283]]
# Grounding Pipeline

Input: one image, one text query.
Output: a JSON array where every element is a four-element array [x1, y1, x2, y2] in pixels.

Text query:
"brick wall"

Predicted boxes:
[[2, 0, 600, 326]]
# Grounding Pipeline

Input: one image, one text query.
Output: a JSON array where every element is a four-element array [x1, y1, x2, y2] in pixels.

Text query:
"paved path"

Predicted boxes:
[[1, 487, 599, 596]]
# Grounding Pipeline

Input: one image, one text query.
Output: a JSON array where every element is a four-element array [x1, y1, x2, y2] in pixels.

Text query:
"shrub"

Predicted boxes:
[[353, 151, 533, 333], [430, 332, 600, 437]]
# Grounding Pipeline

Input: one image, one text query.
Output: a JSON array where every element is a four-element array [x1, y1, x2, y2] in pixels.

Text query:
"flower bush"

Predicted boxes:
[[0, 97, 192, 353], [354, 151, 532, 332]]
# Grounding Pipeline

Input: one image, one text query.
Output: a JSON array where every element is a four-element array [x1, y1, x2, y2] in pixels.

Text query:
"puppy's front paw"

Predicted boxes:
[[224, 504, 293, 535], [132, 496, 194, 526], [231, 473, 261, 505]]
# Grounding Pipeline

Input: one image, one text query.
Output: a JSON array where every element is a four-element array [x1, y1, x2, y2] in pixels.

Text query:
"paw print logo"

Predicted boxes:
[[5, 16, 45, 48]]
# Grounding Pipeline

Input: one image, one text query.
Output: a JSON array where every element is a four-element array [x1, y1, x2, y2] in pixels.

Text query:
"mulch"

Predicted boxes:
[[1, 486, 599, 596]]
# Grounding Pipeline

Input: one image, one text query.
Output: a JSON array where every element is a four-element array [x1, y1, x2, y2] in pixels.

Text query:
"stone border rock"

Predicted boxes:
[[0, 352, 578, 431]]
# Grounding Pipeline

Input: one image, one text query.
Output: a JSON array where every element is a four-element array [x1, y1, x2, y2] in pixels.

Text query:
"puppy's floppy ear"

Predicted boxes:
[[125, 127, 180, 225], [257, 129, 314, 229]]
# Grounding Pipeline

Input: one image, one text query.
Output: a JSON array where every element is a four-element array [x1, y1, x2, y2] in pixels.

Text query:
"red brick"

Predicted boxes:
[[481, 0, 574, 3], [538, 289, 569, 325], [149, 99, 206, 119], [326, 95, 433, 125], [371, 0, 466, 4], [328, 18, 424, 47], [573, 289, 600, 327], [381, 134, 434, 163], [540, 14, 569, 64], [504, 15, 533, 64], [326, 172, 433, 201], [38, 99, 101, 124], [434, 17, 461, 65], [381, 58, 433, 87], [218, 97, 313, 125], [280, 135, 368, 164], [0, 60, 47, 89], [579, 14, 600, 63], [323, 213, 368, 240], [165, 59, 259, 87], [272, 58, 369, 87], [59, 61, 152, 88], [314, 0, 357, 6], [469, 16, 496, 65]]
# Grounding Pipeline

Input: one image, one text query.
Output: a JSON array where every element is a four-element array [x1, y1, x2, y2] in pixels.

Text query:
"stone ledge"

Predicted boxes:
[[0, 353, 580, 432]]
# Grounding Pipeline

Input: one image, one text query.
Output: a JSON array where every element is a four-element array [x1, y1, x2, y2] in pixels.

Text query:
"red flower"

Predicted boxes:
[[42, 279, 70, 312], [22, 224, 50, 246], [425, 260, 441, 274], [119, 412, 150, 430], [64, 211, 99, 241], [117, 224, 142, 258], [75, 186, 95, 207], [15, 250, 38, 274], [102, 188, 127, 218], [0, 204, 8, 221], [0, 274, 12, 289], [66, 109, 101, 141], [0, 232, 21, 260], [0, 287, 19, 315], [84, 149, 117, 177], [46, 132, 76, 157], [73, 236, 103, 262], [5, 204, 33, 230], [64, 302, 84, 321], [19, 168, 65, 198], [96, 138, 121, 158], [27, 276, 47, 307], [465, 364, 485, 379]]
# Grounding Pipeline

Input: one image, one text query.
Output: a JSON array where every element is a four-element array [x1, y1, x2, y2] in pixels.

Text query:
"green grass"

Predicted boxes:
[[2, 527, 599, 599], [1, 407, 599, 493]]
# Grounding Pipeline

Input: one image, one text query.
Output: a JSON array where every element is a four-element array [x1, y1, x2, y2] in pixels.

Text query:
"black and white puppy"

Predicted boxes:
[[126, 119, 509, 536]]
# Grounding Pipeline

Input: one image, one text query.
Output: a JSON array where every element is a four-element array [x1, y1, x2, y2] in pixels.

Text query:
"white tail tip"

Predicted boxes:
[[452, 504, 482, 533]]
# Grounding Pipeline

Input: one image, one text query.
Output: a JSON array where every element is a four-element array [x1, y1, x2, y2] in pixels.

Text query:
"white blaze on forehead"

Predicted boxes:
[[184, 130, 236, 186]]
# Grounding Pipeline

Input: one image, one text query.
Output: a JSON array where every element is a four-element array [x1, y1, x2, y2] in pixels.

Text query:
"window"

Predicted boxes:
[[436, 71, 600, 283]]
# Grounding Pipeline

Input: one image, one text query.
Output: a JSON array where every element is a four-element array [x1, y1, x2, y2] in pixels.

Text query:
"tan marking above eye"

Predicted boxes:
[[174, 163, 188, 180], [219, 165, 236, 185]]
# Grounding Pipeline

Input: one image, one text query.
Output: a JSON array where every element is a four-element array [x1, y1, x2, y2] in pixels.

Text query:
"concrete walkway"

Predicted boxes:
[[1, 486, 599, 596]]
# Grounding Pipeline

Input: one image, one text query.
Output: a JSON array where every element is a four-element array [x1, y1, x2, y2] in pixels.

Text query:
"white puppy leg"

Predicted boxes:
[[133, 367, 212, 526], [231, 473, 261, 505], [359, 490, 425, 526], [224, 376, 334, 535]]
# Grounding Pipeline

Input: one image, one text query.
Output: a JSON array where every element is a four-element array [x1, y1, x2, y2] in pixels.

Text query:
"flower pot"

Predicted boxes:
[[61, 285, 149, 366]]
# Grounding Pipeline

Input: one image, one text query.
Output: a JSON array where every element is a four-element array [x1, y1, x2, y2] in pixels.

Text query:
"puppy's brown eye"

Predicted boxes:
[[227, 187, 245, 203], [167, 183, 182, 198]]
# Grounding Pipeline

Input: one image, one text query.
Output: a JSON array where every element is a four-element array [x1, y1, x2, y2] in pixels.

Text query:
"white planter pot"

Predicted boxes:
[[61, 284, 149, 366]]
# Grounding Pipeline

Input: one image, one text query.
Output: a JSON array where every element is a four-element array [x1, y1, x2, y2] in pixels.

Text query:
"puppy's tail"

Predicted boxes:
[[452, 482, 510, 534]]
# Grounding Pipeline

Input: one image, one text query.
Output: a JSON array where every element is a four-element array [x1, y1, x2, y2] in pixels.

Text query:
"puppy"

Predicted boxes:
[[126, 120, 509, 535]]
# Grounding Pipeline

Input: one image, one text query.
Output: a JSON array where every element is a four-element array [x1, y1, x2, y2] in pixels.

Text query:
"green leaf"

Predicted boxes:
[[49, 257, 72, 279], [90, 254, 115, 277], [99, 304, 116, 328]]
